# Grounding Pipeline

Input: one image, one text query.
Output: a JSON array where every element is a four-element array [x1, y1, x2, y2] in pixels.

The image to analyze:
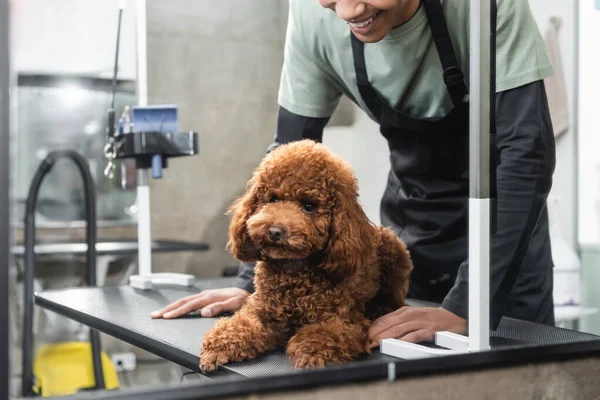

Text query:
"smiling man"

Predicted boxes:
[[154, 0, 557, 348], [320, 0, 422, 43]]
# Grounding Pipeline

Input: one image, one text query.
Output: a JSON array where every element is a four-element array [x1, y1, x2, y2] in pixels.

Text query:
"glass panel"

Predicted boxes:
[[14, 76, 137, 225]]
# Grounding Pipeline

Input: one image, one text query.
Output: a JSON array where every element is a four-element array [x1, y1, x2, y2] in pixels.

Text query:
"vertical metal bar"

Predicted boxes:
[[136, 0, 148, 106], [0, 0, 10, 396], [137, 170, 152, 276], [573, 0, 580, 254], [135, 0, 153, 276], [468, 0, 491, 352], [470, 0, 491, 198]]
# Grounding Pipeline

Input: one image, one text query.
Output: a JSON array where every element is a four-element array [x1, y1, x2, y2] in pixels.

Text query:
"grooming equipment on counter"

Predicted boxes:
[[103, 0, 199, 290], [104, 104, 199, 290]]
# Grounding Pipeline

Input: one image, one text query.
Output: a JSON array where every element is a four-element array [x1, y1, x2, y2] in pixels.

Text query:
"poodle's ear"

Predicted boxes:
[[226, 173, 263, 262], [322, 179, 376, 281]]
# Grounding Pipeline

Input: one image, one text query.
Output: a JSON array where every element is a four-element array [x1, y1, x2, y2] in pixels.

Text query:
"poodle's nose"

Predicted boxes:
[[268, 226, 286, 241]]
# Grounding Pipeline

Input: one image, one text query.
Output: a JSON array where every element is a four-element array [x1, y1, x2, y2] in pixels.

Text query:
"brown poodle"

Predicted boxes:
[[199, 139, 413, 372]]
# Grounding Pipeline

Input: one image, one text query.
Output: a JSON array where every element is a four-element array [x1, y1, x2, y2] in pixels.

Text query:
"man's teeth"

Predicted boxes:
[[349, 13, 378, 28]]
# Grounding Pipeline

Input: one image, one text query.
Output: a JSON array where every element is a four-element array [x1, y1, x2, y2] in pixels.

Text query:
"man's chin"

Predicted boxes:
[[351, 18, 391, 44], [353, 30, 388, 44]]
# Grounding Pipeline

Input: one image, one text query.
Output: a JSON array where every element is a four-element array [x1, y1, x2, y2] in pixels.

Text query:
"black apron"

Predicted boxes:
[[350, 0, 555, 325]]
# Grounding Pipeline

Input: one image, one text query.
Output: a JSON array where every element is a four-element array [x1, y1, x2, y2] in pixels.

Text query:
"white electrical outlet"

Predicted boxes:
[[111, 352, 137, 372]]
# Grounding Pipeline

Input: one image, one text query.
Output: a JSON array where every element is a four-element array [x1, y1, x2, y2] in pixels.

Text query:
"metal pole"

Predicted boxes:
[[135, 0, 148, 107], [470, 0, 491, 198], [135, 0, 152, 277], [0, 0, 12, 397], [573, 0, 580, 254], [468, 0, 491, 352]]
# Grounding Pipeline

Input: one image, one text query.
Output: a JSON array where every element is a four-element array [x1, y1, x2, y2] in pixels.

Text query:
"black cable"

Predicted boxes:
[[20, 157, 48, 397], [21, 150, 105, 397]]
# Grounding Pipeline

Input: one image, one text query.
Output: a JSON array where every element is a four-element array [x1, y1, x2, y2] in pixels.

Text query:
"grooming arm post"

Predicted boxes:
[[127, 0, 195, 290], [381, 0, 492, 358], [135, 0, 152, 278], [136, 169, 152, 277], [468, 0, 491, 353]]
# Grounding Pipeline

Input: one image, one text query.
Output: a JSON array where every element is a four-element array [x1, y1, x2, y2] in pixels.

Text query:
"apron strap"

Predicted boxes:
[[422, 0, 469, 106], [351, 34, 383, 121]]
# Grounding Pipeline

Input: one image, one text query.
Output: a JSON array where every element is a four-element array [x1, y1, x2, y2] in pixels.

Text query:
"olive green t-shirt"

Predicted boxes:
[[278, 0, 555, 121]]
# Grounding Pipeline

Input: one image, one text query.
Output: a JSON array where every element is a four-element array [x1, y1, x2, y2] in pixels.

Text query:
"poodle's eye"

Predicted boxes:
[[269, 195, 279, 203], [303, 202, 316, 213]]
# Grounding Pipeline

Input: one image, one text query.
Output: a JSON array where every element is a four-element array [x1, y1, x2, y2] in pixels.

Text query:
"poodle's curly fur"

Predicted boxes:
[[199, 140, 414, 371]]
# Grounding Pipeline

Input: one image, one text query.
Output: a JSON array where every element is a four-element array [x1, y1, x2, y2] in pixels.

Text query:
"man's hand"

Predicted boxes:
[[368, 306, 467, 348], [150, 287, 251, 319]]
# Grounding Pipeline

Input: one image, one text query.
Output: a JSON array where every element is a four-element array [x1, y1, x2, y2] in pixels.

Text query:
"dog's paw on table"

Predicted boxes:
[[199, 336, 236, 373], [198, 348, 230, 373], [290, 352, 329, 369], [287, 346, 358, 369]]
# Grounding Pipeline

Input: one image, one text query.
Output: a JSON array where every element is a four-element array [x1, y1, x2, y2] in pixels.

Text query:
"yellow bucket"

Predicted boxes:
[[33, 342, 120, 397]]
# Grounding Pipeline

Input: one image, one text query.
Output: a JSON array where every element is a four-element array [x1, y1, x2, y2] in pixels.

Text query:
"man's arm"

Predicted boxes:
[[233, 106, 330, 293], [441, 79, 556, 328], [266, 106, 330, 152]]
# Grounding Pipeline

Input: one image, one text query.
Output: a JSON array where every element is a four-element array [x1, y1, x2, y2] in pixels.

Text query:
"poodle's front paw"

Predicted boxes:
[[198, 309, 289, 373], [199, 343, 231, 373], [199, 318, 276, 372], [290, 352, 328, 369], [287, 344, 352, 369]]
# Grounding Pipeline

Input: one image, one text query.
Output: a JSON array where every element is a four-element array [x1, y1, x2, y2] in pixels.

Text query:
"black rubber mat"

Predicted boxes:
[[35, 278, 600, 378], [492, 318, 599, 346]]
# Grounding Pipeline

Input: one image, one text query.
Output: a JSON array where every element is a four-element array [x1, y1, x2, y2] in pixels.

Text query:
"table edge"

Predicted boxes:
[[34, 292, 240, 376]]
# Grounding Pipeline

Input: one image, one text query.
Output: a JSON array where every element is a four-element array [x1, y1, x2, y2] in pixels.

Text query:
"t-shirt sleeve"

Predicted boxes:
[[494, 0, 555, 92], [277, 0, 343, 118]]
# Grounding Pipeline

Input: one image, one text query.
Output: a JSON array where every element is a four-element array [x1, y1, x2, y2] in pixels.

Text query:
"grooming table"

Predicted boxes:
[[34, 278, 600, 379]]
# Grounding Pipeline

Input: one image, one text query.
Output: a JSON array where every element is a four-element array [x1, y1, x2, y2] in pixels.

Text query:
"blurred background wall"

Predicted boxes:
[[145, 1, 358, 278], [145, 1, 290, 278]]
